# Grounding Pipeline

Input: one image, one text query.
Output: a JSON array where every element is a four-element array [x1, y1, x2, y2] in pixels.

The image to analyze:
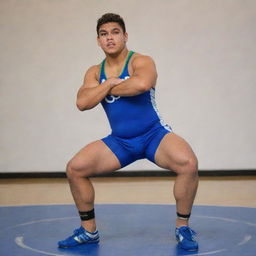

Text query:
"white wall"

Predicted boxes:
[[1, 0, 255, 172]]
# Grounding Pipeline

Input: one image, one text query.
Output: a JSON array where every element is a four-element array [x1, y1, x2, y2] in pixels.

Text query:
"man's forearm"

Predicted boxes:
[[110, 76, 150, 96], [76, 82, 111, 111]]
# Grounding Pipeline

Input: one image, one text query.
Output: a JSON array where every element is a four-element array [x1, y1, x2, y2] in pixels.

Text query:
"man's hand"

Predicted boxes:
[[76, 67, 123, 111], [107, 77, 123, 88], [109, 55, 157, 97]]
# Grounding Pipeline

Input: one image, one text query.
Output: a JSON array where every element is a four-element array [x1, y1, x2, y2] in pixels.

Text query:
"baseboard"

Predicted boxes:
[[0, 170, 256, 179]]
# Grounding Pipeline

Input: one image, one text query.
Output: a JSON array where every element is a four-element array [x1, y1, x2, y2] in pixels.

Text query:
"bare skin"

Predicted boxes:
[[67, 140, 121, 232], [155, 133, 199, 227], [67, 21, 199, 232]]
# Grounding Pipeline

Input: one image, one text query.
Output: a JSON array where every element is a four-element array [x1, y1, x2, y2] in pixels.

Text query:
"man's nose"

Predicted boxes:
[[107, 33, 113, 40]]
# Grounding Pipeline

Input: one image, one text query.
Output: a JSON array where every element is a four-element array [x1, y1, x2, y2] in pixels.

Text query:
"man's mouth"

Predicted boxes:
[[107, 43, 115, 47]]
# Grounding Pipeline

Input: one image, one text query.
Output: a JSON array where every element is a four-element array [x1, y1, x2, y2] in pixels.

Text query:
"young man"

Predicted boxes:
[[58, 13, 199, 251]]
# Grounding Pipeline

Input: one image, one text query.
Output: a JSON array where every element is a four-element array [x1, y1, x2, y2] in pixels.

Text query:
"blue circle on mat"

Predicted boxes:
[[0, 204, 255, 256]]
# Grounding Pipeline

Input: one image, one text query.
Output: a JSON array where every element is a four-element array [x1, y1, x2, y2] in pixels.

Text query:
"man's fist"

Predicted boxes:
[[107, 77, 123, 88]]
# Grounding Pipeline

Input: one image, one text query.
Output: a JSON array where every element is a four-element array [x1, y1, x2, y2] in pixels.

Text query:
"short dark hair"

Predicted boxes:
[[97, 13, 126, 35]]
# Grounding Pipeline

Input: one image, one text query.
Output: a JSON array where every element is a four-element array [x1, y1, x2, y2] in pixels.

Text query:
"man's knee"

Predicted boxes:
[[66, 157, 92, 179], [176, 155, 198, 176], [187, 156, 198, 175]]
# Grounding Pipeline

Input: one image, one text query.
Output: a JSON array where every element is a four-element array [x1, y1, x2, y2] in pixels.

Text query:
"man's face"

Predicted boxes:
[[97, 22, 128, 54]]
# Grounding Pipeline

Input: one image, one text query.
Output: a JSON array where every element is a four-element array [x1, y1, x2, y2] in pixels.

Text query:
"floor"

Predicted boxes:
[[1, 175, 256, 256], [0, 176, 256, 207]]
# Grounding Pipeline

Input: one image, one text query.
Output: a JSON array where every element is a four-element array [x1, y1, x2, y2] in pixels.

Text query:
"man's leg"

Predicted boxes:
[[66, 140, 121, 232], [154, 133, 199, 228]]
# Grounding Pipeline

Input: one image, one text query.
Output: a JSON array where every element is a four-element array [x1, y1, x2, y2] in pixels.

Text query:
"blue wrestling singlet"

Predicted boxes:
[[100, 51, 172, 167]]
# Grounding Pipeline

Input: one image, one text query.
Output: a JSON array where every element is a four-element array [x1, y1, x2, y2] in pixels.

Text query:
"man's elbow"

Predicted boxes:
[[138, 72, 157, 92], [139, 80, 156, 92], [76, 99, 96, 111], [76, 100, 88, 111]]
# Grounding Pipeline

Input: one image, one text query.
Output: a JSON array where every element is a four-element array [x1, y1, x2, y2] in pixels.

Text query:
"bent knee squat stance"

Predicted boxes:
[[154, 133, 199, 230], [66, 140, 121, 233], [156, 133, 199, 251], [59, 13, 199, 251]]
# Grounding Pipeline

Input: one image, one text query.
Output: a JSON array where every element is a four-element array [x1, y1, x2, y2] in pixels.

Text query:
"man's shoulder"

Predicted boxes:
[[132, 52, 154, 59], [86, 64, 101, 73], [131, 52, 155, 66], [83, 63, 102, 82], [84, 64, 101, 77]]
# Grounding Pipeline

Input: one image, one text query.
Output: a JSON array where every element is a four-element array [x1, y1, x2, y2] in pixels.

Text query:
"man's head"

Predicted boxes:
[[97, 13, 128, 55], [96, 13, 126, 36]]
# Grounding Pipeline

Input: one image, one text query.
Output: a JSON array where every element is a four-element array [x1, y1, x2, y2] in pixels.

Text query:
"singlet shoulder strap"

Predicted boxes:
[[99, 59, 107, 80], [123, 51, 135, 70], [100, 51, 135, 79]]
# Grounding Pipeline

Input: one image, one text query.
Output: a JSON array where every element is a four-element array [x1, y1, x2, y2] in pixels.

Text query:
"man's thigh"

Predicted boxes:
[[154, 133, 197, 171], [70, 140, 121, 175]]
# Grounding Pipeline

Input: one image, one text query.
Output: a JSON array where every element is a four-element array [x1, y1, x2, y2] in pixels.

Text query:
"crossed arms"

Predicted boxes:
[[76, 55, 157, 111]]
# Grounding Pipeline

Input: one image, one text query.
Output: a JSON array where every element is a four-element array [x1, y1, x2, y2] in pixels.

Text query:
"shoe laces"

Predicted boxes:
[[180, 227, 197, 241], [73, 227, 84, 236]]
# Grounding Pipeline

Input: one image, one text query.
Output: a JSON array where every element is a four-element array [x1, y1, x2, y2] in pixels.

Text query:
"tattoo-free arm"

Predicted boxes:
[[110, 55, 157, 96], [76, 66, 121, 111]]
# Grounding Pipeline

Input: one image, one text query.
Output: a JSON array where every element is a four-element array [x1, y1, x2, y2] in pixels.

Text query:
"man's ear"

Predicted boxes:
[[97, 36, 101, 46], [125, 32, 128, 43]]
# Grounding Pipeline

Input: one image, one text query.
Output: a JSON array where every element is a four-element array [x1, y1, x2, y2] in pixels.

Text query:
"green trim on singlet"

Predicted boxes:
[[120, 50, 134, 76], [100, 51, 134, 80], [100, 58, 106, 79]]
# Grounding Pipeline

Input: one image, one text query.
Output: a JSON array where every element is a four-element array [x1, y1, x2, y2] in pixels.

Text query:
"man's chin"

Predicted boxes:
[[104, 49, 120, 56], [103, 45, 126, 56], [105, 47, 118, 53]]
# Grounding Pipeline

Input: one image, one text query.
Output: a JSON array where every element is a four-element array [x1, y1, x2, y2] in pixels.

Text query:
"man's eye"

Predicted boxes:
[[100, 33, 107, 36]]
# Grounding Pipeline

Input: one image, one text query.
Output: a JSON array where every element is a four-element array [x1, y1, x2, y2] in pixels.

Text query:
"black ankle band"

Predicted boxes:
[[177, 212, 191, 220], [79, 209, 95, 221]]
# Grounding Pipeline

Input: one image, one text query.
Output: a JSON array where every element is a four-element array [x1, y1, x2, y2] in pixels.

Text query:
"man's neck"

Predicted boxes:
[[105, 48, 129, 67]]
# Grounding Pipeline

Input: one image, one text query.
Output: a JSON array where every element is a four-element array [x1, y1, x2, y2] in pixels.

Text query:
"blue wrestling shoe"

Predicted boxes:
[[175, 226, 198, 251], [58, 226, 99, 248]]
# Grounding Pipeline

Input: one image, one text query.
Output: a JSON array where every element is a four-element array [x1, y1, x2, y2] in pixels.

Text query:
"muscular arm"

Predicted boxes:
[[76, 65, 121, 111], [110, 55, 157, 96]]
